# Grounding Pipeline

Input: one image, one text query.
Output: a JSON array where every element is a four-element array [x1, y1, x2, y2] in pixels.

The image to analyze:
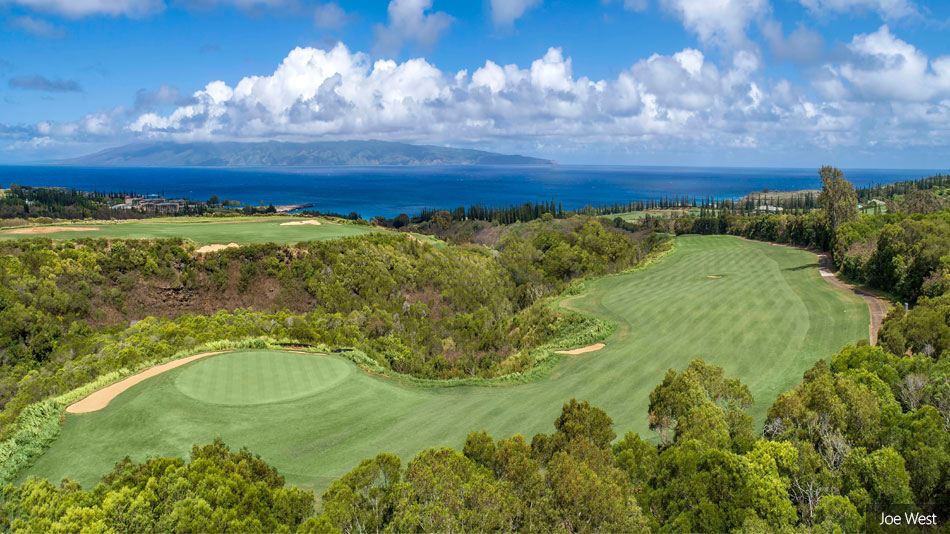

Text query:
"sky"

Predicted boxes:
[[0, 0, 949, 167]]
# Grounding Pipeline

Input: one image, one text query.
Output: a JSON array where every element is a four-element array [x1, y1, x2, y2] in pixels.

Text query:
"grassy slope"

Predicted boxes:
[[607, 208, 703, 221], [0, 216, 377, 245], [23, 235, 868, 494]]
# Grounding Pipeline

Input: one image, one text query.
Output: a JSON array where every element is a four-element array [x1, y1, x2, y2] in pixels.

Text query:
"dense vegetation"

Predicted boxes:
[[6, 351, 947, 533], [0, 217, 662, 434], [2, 440, 315, 533], [0, 185, 145, 222], [5, 166, 950, 531]]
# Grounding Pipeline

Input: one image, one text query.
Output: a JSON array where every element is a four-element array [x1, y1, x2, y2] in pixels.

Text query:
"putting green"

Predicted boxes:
[[22, 236, 868, 495], [174, 352, 351, 406]]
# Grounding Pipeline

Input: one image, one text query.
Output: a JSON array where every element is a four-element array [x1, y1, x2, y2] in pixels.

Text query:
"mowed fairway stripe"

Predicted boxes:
[[26, 236, 869, 495]]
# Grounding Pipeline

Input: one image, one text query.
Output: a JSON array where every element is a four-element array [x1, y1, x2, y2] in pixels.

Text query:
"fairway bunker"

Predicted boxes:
[[556, 343, 606, 355], [0, 226, 100, 235], [707, 275, 725, 279], [67, 351, 227, 413], [281, 220, 321, 226], [174, 350, 349, 406]]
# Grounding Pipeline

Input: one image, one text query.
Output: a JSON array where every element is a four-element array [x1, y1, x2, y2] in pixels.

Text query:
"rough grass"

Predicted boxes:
[[0, 216, 378, 245], [21, 235, 868, 495]]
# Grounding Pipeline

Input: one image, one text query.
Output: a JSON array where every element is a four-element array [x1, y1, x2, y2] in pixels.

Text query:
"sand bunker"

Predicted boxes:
[[707, 275, 723, 279], [66, 351, 227, 414], [280, 220, 321, 226], [0, 226, 99, 235], [195, 243, 240, 254], [556, 343, 606, 355]]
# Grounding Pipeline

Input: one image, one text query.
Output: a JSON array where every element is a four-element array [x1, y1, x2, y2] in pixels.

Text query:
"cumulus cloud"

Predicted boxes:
[[8, 32, 950, 163], [116, 42, 779, 149], [762, 20, 824, 64], [798, 0, 919, 20], [7, 15, 66, 38], [374, 0, 453, 55], [0, 0, 298, 17], [9, 75, 82, 92], [313, 2, 348, 29], [657, 0, 769, 47], [490, 0, 542, 27], [0, 0, 164, 18], [826, 25, 950, 102]]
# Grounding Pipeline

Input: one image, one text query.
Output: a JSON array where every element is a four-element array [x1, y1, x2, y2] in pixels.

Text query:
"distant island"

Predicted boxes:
[[55, 140, 555, 167]]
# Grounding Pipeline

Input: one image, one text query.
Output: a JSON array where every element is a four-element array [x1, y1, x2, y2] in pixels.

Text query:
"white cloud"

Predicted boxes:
[[0, 0, 164, 17], [115, 42, 775, 147], [0, 0, 297, 17], [374, 0, 453, 55], [830, 25, 950, 102], [313, 2, 348, 29], [10, 34, 950, 163], [490, 0, 541, 27], [798, 0, 919, 20], [7, 15, 66, 37], [761, 20, 824, 64], [657, 0, 769, 47]]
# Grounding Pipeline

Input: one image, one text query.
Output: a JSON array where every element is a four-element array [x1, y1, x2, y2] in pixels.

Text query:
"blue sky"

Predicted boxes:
[[1, 0, 949, 167]]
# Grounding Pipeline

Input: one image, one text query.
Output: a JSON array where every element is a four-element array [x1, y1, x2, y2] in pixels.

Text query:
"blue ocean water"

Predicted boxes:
[[0, 165, 943, 218]]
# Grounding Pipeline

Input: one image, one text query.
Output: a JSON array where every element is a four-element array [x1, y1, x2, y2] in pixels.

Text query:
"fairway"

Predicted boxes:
[[0, 216, 378, 245], [24, 235, 868, 494]]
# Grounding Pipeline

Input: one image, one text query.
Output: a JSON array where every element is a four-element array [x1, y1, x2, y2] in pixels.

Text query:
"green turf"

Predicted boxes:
[[0, 216, 378, 245], [174, 351, 352, 406], [23, 235, 868, 494]]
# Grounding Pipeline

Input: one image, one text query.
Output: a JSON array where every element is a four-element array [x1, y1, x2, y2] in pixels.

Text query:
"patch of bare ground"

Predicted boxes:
[[195, 243, 240, 254], [118, 270, 314, 324], [473, 225, 505, 247]]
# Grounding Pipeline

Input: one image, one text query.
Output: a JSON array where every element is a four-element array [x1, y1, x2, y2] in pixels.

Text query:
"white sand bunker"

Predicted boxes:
[[67, 351, 227, 413], [196, 243, 240, 254], [556, 343, 606, 355], [281, 219, 321, 226], [0, 226, 100, 235]]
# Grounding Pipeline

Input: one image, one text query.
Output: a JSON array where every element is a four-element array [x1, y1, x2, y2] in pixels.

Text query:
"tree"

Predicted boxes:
[[0, 440, 316, 533], [648, 359, 754, 449], [207, 195, 219, 206], [818, 166, 858, 231]]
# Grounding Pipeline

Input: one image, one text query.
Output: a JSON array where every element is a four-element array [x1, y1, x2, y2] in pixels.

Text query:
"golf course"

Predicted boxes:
[[22, 235, 869, 494], [0, 216, 378, 245]]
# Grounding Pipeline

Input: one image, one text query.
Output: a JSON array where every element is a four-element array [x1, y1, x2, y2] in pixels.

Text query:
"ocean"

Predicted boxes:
[[0, 165, 943, 218]]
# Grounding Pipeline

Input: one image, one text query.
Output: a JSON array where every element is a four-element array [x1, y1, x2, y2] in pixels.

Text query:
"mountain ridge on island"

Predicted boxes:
[[54, 140, 555, 167]]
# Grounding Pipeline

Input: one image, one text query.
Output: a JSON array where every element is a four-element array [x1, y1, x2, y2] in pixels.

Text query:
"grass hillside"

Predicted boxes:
[[23, 235, 868, 494]]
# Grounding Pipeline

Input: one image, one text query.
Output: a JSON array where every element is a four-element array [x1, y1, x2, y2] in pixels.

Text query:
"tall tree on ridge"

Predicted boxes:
[[818, 166, 858, 231]]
